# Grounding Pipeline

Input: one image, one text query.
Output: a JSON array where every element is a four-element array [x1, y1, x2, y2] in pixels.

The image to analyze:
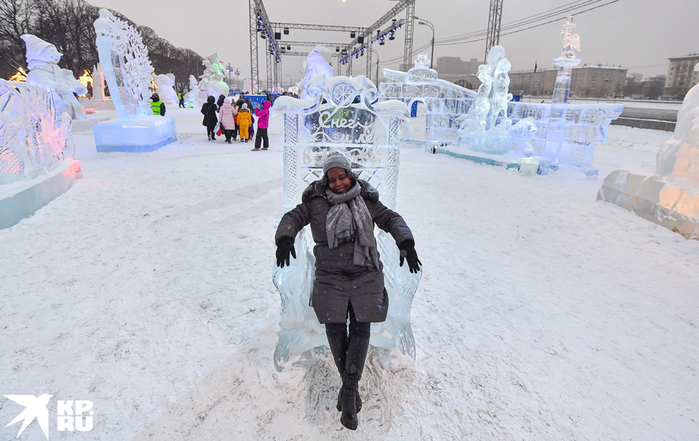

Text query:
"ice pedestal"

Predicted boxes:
[[0, 159, 82, 229], [597, 170, 699, 239], [93, 116, 177, 152], [599, 61, 699, 238], [461, 130, 509, 154]]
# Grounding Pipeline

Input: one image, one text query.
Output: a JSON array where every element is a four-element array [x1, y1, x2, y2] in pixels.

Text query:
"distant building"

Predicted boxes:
[[641, 75, 666, 100], [435, 56, 480, 83], [509, 65, 627, 98], [509, 69, 559, 96], [663, 53, 699, 99]]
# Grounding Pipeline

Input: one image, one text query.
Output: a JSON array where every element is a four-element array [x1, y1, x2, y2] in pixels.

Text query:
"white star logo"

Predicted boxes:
[[4, 394, 52, 439]]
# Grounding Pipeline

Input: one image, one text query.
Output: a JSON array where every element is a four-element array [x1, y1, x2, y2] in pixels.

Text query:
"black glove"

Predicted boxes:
[[399, 241, 422, 274], [276, 237, 296, 268]]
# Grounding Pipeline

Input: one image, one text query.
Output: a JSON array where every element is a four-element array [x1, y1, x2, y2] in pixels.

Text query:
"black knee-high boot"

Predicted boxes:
[[340, 334, 370, 430], [326, 331, 362, 413]]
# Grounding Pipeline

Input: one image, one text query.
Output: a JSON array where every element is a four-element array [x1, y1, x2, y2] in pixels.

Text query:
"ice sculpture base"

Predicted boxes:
[[597, 169, 699, 239], [0, 159, 82, 230], [460, 130, 509, 154], [93, 116, 177, 152]]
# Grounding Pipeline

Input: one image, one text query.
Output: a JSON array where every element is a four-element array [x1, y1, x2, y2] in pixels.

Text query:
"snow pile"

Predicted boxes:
[[1, 106, 698, 440]]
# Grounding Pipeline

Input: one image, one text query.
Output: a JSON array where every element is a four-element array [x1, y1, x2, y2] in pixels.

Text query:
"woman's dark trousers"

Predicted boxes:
[[325, 304, 370, 430], [254, 128, 269, 149]]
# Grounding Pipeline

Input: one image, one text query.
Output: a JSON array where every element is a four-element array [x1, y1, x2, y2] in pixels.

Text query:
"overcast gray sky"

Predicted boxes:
[[85, 0, 699, 86]]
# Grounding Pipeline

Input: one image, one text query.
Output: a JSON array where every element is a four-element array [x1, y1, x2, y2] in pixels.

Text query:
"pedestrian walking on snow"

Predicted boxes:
[[201, 95, 218, 140], [218, 97, 238, 143]]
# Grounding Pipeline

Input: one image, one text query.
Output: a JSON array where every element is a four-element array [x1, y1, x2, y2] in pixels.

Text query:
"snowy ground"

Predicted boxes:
[[1, 105, 698, 440]]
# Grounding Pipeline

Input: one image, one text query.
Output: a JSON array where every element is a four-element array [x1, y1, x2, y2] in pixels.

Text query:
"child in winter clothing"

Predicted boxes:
[[253, 99, 271, 150], [218, 97, 238, 143], [236, 104, 252, 143], [200, 95, 218, 140], [274, 151, 421, 431]]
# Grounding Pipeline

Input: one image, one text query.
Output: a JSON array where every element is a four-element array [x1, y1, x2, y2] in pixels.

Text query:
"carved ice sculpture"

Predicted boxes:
[[92, 9, 177, 152], [94, 9, 153, 120], [21, 34, 87, 120], [656, 64, 699, 185], [0, 79, 82, 229], [598, 62, 699, 238], [299, 46, 334, 99], [152, 73, 178, 105], [198, 53, 228, 100], [270, 74, 419, 370], [445, 18, 621, 170], [379, 54, 477, 144], [456, 45, 513, 154], [187, 75, 199, 108], [544, 16, 582, 168]]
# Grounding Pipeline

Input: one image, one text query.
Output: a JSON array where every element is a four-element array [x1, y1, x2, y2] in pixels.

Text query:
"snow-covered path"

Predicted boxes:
[[1, 107, 698, 440]]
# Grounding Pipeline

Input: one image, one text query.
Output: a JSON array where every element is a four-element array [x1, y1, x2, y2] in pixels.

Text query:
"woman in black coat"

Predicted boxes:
[[200, 96, 218, 140], [275, 151, 421, 431]]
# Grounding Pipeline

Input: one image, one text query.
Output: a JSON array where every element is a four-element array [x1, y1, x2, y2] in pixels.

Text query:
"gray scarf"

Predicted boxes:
[[325, 182, 380, 269]]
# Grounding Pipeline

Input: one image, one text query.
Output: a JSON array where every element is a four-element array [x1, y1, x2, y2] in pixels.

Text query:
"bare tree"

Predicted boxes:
[[0, 0, 203, 86]]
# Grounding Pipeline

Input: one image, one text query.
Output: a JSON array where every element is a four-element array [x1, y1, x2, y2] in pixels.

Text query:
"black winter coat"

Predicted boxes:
[[200, 102, 217, 126], [275, 180, 414, 324]]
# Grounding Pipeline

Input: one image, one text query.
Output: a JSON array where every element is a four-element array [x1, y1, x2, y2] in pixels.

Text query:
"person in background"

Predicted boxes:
[[234, 93, 244, 138], [201, 95, 218, 140], [178, 91, 185, 108], [237, 103, 252, 143], [274, 151, 421, 431], [150, 93, 165, 116], [217, 94, 226, 111], [219, 97, 238, 144], [253, 98, 271, 151]]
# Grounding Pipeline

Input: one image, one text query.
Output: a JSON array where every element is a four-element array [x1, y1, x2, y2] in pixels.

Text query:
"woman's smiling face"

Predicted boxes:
[[327, 168, 351, 194]]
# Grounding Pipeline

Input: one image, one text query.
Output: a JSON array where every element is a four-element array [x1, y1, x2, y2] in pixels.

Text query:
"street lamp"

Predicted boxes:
[[414, 16, 435, 69], [369, 49, 380, 85]]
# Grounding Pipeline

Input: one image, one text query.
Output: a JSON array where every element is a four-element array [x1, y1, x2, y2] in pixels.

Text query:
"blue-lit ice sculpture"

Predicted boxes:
[[92, 9, 176, 152], [270, 74, 420, 370], [0, 80, 82, 228], [379, 53, 477, 144], [456, 45, 513, 154], [436, 17, 622, 170]]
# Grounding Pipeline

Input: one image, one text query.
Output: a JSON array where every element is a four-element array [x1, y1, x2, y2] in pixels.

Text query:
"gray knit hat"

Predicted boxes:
[[323, 151, 352, 175]]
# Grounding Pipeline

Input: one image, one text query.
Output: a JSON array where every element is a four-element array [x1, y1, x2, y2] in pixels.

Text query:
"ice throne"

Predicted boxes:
[[271, 74, 420, 370]]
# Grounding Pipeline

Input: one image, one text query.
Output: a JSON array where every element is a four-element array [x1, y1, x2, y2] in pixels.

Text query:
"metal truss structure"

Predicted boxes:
[[248, 0, 416, 91], [485, 0, 504, 61]]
